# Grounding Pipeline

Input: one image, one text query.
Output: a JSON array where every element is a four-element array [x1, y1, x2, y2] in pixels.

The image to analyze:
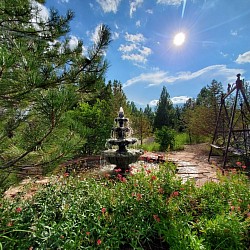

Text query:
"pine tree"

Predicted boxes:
[[153, 86, 175, 130], [0, 0, 111, 179]]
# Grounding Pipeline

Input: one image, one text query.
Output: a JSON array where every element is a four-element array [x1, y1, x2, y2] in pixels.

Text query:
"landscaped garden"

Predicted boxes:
[[1, 162, 249, 249]]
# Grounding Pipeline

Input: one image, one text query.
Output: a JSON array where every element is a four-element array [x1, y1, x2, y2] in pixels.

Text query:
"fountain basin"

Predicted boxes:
[[103, 149, 143, 170]]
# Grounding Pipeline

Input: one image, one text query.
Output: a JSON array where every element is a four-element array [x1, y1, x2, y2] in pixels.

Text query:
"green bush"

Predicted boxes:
[[155, 126, 176, 151], [0, 163, 249, 249]]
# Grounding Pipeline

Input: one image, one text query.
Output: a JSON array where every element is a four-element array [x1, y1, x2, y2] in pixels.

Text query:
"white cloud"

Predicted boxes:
[[146, 9, 153, 14], [119, 44, 138, 53], [156, 0, 182, 6], [58, 0, 69, 3], [96, 0, 121, 13], [235, 51, 250, 64], [119, 32, 152, 64], [149, 99, 158, 106], [123, 65, 245, 88], [136, 20, 141, 27], [90, 24, 103, 44], [130, 0, 143, 18], [112, 31, 120, 40], [230, 30, 238, 36], [171, 96, 190, 104], [125, 32, 145, 43], [68, 35, 79, 50], [31, 1, 49, 24], [139, 46, 151, 56], [122, 53, 147, 63]]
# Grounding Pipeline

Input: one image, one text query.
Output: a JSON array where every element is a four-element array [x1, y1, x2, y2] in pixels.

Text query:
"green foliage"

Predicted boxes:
[[141, 142, 160, 152], [155, 126, 176, 151], [154, 86, 175, 130], [0, 164, 249, 249], [0, 0, 112, 176], [72, 99, 113, 155], [174, 133, 190, 150]]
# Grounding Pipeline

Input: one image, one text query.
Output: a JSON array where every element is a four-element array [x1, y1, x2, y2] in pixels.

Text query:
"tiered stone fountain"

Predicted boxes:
[[103, 107, 143, 173]]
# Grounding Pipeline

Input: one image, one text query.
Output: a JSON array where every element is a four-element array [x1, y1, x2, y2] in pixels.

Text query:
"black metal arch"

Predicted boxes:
[[208, 74, 250, 167]]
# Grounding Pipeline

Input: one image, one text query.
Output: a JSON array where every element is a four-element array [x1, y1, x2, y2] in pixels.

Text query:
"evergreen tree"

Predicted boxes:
[[0, 0, 111, 179], [153, 86, 175, 130], [144, 104, 155, 128]]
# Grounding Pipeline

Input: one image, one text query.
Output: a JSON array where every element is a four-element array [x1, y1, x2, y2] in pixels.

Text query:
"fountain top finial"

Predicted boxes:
[[118, 107, 124, 118]]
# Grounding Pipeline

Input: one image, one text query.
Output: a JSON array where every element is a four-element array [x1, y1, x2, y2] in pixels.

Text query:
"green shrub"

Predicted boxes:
[[0, 163, 249, 249], [155, 126, 176, 151]]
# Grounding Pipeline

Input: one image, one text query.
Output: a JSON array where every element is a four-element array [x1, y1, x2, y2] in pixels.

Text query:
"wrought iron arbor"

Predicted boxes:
[[208, 74, 250, 167]]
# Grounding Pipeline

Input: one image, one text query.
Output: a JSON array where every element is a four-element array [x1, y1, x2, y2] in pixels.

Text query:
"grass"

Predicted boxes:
[[141, 132, 196, 152], [0, 162, 250, 249]]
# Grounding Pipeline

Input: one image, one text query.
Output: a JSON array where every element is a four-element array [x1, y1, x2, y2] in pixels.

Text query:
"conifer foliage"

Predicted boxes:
[[0, 0, 111, 178]]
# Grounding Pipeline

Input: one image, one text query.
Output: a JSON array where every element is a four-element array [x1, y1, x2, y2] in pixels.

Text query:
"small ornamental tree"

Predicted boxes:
[[155, 126, 176, 151]]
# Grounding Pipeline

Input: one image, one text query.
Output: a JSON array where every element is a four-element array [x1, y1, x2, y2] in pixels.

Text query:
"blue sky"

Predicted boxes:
[[43, 0, 250, 108]]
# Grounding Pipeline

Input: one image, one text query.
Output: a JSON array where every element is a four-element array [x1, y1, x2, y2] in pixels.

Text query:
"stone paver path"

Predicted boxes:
[[167, 150, 219, 186]]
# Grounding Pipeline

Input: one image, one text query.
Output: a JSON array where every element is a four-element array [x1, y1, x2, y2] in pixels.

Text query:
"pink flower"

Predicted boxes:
[[236, 161, 242, 166], [114, 168, 122, 172], [242, 165, 247, 169], [16, 207, 22, 213], [97, 239, 102, 245], [231, 206, 235, 211], [247, 212, 250, 218], [101, 207, 106, 214], [86, 232, 90, 236]]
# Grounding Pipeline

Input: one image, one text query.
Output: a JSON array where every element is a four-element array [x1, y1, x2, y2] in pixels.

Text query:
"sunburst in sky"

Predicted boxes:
[[44, 0, 250, 108]]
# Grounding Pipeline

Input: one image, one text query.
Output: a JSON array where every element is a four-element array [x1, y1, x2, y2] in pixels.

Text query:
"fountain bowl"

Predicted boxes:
[[103, 149, 143, 171]]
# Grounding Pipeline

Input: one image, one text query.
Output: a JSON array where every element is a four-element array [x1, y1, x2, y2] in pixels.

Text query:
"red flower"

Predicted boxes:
[[64, 172, 69, 177], [101, 207, 106, 214], [172, 191, 179, 197], [153, 214, 160, 222], [97, 239, 102, 245], [146, 170, 151, 174], [136, 193, 142, 201], [151, 175, 157, 181], [16, 207, 22, 213], [86, 232, 90, 236], [114, 168, 122, 172], [236, 161, 242, 166], [158, 188, 164, 194]]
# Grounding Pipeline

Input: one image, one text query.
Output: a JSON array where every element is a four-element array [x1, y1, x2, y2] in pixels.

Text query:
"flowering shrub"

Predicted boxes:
[[0, 162, 249, 249]]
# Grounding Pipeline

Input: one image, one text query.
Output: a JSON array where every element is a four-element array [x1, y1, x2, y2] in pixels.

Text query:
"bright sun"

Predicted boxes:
[[173, 32, 186, 46]]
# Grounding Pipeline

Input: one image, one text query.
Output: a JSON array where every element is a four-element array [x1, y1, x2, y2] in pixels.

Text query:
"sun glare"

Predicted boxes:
[[173, 32, 186, 46]]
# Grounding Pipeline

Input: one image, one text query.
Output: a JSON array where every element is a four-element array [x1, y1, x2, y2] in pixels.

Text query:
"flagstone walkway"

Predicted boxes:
[[167, 146, 220, 186]]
